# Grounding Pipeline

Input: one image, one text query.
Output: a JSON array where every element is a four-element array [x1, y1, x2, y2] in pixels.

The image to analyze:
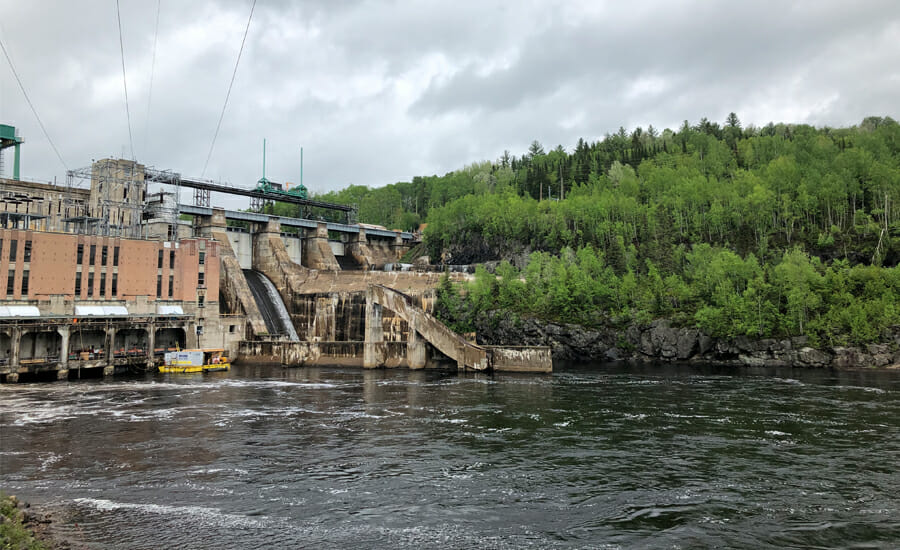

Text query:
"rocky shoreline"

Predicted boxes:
[[0, 494, 70, 550], [474, 313, 900, 369]]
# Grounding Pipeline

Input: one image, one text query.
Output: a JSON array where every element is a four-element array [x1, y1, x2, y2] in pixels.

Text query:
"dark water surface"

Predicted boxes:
[[2, 363, 899, 549]]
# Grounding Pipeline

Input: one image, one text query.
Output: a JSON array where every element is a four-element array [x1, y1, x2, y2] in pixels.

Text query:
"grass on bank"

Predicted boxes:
[[0, 492, 47, 550]]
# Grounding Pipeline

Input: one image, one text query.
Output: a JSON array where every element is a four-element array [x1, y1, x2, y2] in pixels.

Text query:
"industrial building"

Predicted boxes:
[[0, 128, 550, 382]]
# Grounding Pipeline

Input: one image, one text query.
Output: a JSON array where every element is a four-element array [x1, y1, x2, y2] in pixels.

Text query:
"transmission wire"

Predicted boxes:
[[144, 0, 161, 152], [0, 36, 69, 171], [116, 0, 135, 161], [201, 0, 257, 178]]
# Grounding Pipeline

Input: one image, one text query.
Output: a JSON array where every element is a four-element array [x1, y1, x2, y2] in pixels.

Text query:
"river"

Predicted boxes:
[[1, 363, 899, 549]]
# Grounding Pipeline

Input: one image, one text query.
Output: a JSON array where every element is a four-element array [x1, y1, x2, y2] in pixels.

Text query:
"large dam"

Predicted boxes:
[[0, 157, 550, 383]]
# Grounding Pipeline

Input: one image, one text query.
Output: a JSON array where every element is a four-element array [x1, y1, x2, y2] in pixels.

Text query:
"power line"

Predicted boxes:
[[201, 0, 257, 178], [0, 36, 69, 172], [144, 0, 161, 152], [116, 0, 135, 161]]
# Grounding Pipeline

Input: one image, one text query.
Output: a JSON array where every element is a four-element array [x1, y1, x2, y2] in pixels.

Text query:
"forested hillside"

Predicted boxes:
[[315, 116, 900, 346]]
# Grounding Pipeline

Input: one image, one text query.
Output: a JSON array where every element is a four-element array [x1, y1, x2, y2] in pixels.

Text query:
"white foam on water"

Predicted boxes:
[[39, 453, 63, 471], [11, 405, 85, 426], [215, 379, 338, 390], [774, 377, 805, 386], [190, 467, 249, 476], [832, 385, 886, 394], [73, 498, 284, 529]]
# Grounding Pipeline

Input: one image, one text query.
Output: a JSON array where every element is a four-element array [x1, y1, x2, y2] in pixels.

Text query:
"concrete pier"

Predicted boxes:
[[0, 316, 193, 383]]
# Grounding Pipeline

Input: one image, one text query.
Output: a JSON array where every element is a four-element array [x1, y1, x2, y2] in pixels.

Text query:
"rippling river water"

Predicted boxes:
[[2, 363, 899, 549]]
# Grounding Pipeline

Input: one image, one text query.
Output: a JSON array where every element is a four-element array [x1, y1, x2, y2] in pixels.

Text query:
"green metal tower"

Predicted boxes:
[[0, 124, 24, 180]]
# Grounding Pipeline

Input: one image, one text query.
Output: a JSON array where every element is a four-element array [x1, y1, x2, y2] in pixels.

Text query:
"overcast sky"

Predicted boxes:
[[1, 1, 898, 204]]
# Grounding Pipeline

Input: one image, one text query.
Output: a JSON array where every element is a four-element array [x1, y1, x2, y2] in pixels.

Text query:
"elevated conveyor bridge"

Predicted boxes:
[[143, 167, 355, 222]]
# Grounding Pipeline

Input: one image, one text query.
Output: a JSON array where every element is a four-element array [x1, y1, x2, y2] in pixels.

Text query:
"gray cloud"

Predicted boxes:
[[1, 0, 898, 209]]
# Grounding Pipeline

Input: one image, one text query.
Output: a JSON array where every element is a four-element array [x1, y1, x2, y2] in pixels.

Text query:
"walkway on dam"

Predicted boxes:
[[365, 285, 552, 372]]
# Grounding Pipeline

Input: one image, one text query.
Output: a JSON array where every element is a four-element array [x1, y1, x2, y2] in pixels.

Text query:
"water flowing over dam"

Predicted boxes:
[[242, 269, 300, 341]]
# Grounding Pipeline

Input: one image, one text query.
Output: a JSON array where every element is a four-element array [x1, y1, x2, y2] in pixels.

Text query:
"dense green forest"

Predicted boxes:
[[281, 115, 900, 345]]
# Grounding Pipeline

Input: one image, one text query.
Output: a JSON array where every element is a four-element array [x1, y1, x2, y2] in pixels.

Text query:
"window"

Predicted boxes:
[[89, 244, 96, 266], [99, 273, 106, 297], [75, 274, 82, 296], [111, 273, 118, 297], [6, 270, 14, 295], [199, 252, 205, 265], [198, 272, 205, 287], [158, 250, 163, 269], [168, 275, 174, 297], [113, 246, 120, 266], [229, 325, 236, 333], [156, 275, 162, 298], [9, 240, 17, 262], [23, 240, 31, 262], [87, 273, 94, 297], [169, 250, 175, 269], [0, 239, 3, 258], [198, 295, 205, 308], [77, 244, 84, 265], [21, 270, 29, 295], [101, 246, 108, 266]]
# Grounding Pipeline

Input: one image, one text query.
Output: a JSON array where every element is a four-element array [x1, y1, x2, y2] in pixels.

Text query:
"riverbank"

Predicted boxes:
[[474, 312, 900, 369], [0, 493, 62, 549]]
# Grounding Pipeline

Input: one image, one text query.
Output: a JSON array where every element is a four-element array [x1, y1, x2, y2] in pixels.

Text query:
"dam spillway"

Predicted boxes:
[[242, 269, 300, 341]]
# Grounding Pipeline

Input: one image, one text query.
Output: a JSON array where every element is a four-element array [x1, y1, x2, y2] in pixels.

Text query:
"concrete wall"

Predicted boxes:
[[287, 291, 409, 343], [283, 235, 304, 264], [237, 340, 431, 369], [486, 346, 553, 373], [225, 230, 252, 270], [302, 222, 341, 270], [196, 212, 268, 338]]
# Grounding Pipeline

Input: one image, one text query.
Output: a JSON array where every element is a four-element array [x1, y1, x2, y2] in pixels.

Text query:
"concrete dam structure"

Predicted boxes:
[[229, 217, 551, 373], [0, 157, 551, 382]]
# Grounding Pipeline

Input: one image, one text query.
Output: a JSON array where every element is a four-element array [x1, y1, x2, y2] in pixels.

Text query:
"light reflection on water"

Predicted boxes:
[[2, 363, 899, 549]]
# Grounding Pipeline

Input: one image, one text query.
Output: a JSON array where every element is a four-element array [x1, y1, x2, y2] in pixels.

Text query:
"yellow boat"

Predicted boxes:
[[159, 348, 231, 373]]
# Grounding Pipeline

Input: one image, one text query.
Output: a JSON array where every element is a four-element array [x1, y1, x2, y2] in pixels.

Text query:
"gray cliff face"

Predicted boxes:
[[474, 313, 900, 368]]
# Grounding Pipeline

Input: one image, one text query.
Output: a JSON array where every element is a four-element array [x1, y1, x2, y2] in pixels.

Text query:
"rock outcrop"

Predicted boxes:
[[473, 312, 900, 369]]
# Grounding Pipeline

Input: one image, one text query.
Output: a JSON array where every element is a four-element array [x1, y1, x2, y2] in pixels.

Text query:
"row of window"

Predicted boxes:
[[76, 244, 120, 267], [1, 239, 207, 301], [6, 269, 28, 295], [156, 250, 206, 268], [156, 275, 174, 298], [74, 272, 118, 298], [1, 240, 208, 267], [0, 239, 33, 263]]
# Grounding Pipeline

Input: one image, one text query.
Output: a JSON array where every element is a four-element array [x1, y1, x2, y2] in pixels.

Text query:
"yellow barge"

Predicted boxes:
[[159, 349, 230, 373]]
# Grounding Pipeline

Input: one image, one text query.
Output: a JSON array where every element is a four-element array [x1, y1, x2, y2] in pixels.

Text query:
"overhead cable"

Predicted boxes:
[[144, 0, 161, 152], [0, 36, 69, 171], [116, 0, 136, 160], [201, 0, 257, 178]]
